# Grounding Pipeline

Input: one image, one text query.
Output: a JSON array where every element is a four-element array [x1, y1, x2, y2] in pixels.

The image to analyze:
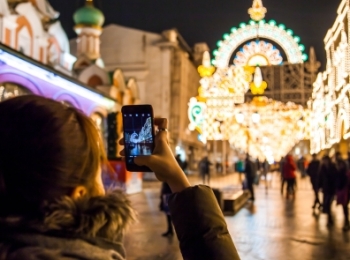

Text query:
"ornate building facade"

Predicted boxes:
[[310, 0, 350, 155]]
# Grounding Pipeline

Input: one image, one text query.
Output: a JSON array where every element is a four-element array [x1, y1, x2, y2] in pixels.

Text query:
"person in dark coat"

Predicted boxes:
[[306, 154, 321, 209], [160, 182, 173, 236], [0, 96, 240, 260], [335, 152, 350, 231], [199, 156, 212, 185], [319, 155, 337, 226], [279, 156, 287, 195], [244, 154, 257, 201], [297, 156, 307, 178]]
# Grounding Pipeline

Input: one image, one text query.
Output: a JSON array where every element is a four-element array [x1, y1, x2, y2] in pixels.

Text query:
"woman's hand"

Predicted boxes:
[[119, 118, 190, 193]]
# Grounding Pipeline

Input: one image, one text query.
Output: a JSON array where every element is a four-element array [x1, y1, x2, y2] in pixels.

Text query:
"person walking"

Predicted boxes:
[[244, 155, 257, 201], [283, 155, 297, 198], [160, 182, 174, 236], [335, 152, 350, 231], [306, 154, 321, 209], [319, 155, 337, 226], [199, 156, 211, 185], [280, 156, 287, 195], [297, 156, 307, 178]]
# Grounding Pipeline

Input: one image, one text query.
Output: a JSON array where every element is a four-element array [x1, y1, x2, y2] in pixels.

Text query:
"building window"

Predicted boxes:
[[0, 82, 31, 102]]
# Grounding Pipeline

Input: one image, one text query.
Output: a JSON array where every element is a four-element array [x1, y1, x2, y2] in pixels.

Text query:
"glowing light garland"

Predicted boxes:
[[213, 20, 307, 68], [230, 96, 309, 161], [310, 0, 350, 154]]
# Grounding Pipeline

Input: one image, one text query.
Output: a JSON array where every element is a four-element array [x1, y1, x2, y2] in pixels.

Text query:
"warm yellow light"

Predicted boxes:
[[248, 0, 267, 22]]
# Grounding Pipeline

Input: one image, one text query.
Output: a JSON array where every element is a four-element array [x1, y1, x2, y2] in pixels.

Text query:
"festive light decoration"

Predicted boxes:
[[248, 0, 267, 22], [310, 0, 350, 154], [234, 40, 283, 66], [188, 0, 309, 156], [230, 96, 309, 161]]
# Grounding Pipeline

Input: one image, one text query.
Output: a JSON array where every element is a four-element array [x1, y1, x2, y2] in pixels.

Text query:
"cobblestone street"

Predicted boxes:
[[124, 173, 350, 260]]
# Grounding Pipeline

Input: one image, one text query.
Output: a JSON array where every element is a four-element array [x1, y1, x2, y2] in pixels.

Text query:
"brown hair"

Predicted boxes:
[[0, 95, 106, 217]]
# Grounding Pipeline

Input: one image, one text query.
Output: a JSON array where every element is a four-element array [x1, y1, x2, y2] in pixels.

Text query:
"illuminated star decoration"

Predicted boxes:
[[248, 0, 267, 22]]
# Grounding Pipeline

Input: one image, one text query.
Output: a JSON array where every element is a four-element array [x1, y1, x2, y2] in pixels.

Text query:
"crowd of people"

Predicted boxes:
[[280, 152, 350, 231]]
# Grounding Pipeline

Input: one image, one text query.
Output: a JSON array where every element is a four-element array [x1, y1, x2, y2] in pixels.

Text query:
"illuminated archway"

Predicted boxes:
[[213, 20, 307, 68]]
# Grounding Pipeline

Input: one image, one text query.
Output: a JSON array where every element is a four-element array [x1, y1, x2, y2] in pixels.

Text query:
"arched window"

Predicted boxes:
[[0, 82, 32, 102]]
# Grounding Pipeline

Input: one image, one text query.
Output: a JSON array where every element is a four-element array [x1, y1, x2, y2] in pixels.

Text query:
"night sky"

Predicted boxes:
[[48, 0, 340, 69]]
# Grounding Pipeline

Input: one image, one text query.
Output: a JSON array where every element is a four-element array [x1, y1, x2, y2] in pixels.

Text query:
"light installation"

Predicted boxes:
[[230, 96, 308, 162], [188, 0, 309, 157], [310, 0, 350, 154]]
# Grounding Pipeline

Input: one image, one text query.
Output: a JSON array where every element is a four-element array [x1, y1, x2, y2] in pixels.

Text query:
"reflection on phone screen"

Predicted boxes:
[[123, 113, 153, 157]]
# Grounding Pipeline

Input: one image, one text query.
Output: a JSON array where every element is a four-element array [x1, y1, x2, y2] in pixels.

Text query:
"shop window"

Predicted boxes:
[[0, 82, 31, 102]]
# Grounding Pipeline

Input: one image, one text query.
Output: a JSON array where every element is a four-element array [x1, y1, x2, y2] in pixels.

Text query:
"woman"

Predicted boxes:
[[283, 155, 297, 198], [0, 95, 239, 259]]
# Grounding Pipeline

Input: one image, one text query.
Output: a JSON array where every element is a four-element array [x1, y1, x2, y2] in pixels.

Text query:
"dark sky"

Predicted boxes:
[[48, 0, 340, 69]]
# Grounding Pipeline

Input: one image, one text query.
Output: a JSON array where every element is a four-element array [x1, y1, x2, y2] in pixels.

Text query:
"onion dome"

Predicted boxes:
[[73, 0, 105, 27]]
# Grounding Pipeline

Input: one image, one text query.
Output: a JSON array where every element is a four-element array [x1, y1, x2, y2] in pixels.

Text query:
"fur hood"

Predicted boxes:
[[0, 190, 136, 260]]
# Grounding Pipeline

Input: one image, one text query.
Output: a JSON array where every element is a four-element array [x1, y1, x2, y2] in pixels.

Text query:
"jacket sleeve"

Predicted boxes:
[[168, 185, 240, 260]]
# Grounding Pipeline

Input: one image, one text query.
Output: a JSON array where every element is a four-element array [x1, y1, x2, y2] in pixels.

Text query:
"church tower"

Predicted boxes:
[[73, 0, 104, 61]]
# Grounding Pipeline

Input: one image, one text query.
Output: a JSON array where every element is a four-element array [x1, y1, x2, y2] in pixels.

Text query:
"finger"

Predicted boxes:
[[134, 155, 152, 166], [154, 118, 168, 129], [119, 149, 125, 156], [118, 138, 125, 145]]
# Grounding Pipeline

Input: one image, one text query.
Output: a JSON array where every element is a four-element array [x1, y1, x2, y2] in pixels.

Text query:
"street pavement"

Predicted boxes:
[[124, 172, 350, 260]]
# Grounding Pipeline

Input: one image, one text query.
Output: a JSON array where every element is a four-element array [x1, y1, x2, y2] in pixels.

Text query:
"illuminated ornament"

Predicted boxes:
[[197, 51, 215, 77], [234, 41, 283, 66], [248, 0, 267, 22], [213, 21, 306, 68], [188, 97, 206, 134], [250, 67, 267, 95]]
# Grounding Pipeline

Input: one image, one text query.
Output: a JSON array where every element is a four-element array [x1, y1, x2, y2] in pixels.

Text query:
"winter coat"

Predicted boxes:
[[319, 163, 337, 195], [0, 191, 135, 260], [169, 185, 240, 260], [283, 156, 296, 179], [0, 186, 240, 260], [306, 159, 321, 189], [244, 159, 257, 180]]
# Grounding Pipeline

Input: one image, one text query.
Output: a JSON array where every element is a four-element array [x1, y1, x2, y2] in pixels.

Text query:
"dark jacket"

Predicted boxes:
[[169, 185, 240, 260], [306, 159, 321, 189], [319, 163, 337, 195], [0, 191, 136, 260], [244, 159, 256, 180], [0, 186, 240, 260]]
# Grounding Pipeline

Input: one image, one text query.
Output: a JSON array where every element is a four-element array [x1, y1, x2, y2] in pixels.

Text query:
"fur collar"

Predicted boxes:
[[0, 190, 136, 242]]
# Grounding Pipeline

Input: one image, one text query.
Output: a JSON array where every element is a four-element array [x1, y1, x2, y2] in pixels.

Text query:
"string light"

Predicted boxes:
[[310, 0, 350, 154]]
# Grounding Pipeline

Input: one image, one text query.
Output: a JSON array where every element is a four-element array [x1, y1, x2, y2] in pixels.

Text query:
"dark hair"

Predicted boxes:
[[0, 95, 106, 217]]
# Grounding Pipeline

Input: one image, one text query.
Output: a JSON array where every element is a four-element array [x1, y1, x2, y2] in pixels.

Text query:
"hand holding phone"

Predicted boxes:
[[121, 105, 155, 172], [120, 116, 191, 193]]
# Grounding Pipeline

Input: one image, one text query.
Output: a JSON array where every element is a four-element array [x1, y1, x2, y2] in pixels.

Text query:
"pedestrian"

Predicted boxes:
[[306, 154, 321, 209], [283, 155, 297, 198], [280, 156, 287, 195], [244, 154, 257, 201], [0, 96, 240, 259], [199, 156, 211, 185], [335, 152, 350, 231], [319, 155, 337, 226], [297, 156, 307, 178], [160, 182, 173, 236]]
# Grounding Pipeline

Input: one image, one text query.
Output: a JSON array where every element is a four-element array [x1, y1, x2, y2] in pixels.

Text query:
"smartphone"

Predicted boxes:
[[121, 105, 155, 172]]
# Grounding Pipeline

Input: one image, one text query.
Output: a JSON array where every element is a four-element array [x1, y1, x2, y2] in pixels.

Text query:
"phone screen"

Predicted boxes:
[[122, 105, 155, 171]]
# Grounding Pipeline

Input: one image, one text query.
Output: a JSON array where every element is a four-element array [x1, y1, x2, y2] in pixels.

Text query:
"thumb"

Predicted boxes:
[[134, 155, 151, 166]]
